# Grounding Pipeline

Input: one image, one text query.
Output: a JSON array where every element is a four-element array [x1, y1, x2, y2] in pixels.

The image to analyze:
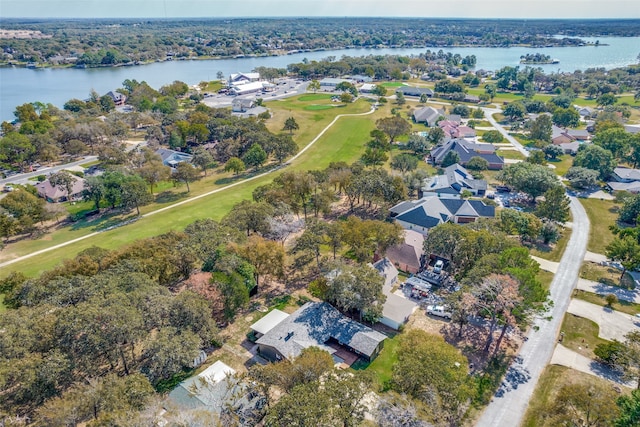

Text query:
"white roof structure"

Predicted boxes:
[[231, 81, 266, 95], [360, 83, 377, 92], [250, 309, 289, 336], [167, 360, 236, 409]]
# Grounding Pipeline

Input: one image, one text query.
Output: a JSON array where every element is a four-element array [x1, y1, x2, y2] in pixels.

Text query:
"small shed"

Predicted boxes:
[[249, 309, 289, 339]]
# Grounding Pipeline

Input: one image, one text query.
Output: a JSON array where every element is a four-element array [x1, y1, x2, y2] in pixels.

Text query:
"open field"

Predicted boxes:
[[579, 198, 619, 254], [1, 97, 382, 277]]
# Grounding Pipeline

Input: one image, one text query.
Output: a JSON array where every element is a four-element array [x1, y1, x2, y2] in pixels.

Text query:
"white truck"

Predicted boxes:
[[426, 305, 452, 320]]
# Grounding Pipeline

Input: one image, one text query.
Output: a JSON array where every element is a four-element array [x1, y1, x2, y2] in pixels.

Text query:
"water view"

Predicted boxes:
[[1, 36, 639, 122]]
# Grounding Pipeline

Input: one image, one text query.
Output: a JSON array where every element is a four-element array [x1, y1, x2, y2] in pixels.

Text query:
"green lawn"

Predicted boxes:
[[380, 82, 406, 87], [549, 155, 574, 177], [574, 290, 640, 317], [530, 226, 572, 263], [579, 198, 619, 254], [579, 262, 636, 289], [298, 93, 334, 101], [1, 98, 379, 277], [304, 104, 336, 111], [353, 334, 399, 390], [496, 149, 525, 160], [560, 313, 609, 359], [0, 294, 6, 313]]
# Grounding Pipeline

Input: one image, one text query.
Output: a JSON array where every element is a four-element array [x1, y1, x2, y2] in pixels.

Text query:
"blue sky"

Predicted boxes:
[[2, 0, 639, 19]]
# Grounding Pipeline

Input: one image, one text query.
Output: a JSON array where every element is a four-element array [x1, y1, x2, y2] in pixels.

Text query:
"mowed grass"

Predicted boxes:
[[353, 333, 400, 389], [0, 294, 6, 313], [579, 262, 635, 289], [560, 313, 609, 359], [304, 104, 336, 111], [574, 290, 640, 317], [530, 225, 572, 263], [3, 99, 379, 277], [522, 365, 626, 427], [579, 198, 619, 254]]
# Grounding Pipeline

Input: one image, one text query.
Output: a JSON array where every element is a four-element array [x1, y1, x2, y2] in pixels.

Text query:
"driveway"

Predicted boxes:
[[482, 107, 529, 158], [551, 344, 633, 387], [531, 256, 559, 274], [567, 299, 639, 341], [476, 197, 590, 427], [577, 278, 640, 304]]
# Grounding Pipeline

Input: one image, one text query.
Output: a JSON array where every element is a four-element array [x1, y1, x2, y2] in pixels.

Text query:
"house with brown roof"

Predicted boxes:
[[384, 230, 425, 274], [35, 175, 86, 203]]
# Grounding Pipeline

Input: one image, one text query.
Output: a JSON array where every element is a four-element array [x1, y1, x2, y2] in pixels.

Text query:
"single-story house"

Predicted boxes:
[[606, 167, 640, 193], [230, 81, 266, 96], [255, 301, 387, 363], [156, 148, 193, 169], [349, 74, 373, 83], [390, 195, 496, 235], [360, 83, 377, 93], [384, 230, 425, 274], [396, 86, 434, 98], [319, 78, 353, 88], [557, 140, 581, 155], [575, 106, 596, 118], [463, 94, 480, 103], [167, 360, 264, 421], [232, 98, 256, 112], [625, 125, 640, 135], [35, 175, 86, 203], [413, 106, 445, 126], [438, 120, 476, 139], [249, 309, 290, 339], [233, 106, 268, 119], [551, 125, 590, 146], [373, 258, 417, 330], [430, 139, 504, 170], [421, 163, 487, 197]]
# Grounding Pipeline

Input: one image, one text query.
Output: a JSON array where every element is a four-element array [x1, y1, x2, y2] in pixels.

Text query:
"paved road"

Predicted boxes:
[[567, 299, 639, 341], [0, 107, 376, 269], [476, 197, 589, 427], [482, 107, 529, 158], [0, 156, 98, 187]]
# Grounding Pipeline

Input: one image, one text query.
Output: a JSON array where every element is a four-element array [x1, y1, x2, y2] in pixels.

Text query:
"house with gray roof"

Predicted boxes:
[[413, 106, 445, 126], [430, 139, 504, 170], [156, 148, 193, 169], [319, 78, 353, 87], [255, 302, 387, 363], [391, 195, 495, 235], [607, 167, 640, 193], [396, 86, 434, 98], [373, 258, 417, 331], [422, 163, 487, 197]]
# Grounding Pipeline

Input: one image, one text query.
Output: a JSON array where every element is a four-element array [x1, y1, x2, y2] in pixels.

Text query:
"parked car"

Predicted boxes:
[[426, 305, 452, 320], [433, 260, 444, 274], [495, 185, 512, 193]]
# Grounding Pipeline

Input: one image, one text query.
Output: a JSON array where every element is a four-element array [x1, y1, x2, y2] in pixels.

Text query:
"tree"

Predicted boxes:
[[308, 79, 321, 93], [565, 166, 600, 189], [340, 216, 403, 263], [485, 83, 497, 101], [597, 93, 618, 107], [222, 200, 274, 236], [224, 157, 246, 175], [466, 156, 489, 171], [391, 154, 419, 175], [391, 330, 471, 426], [282, 117, 300, 135], [138, 161, 171, 194], [621, 331, 640, 389], [406, 134, 429, 155], [426, 127, 445, 145], [83, 176, 104, 211], [238, 235, 285, 285], [191, 147, 215, 176], [593, 128, 632, 161], [395, 91, 406, 105], [326, 261, 386, 322], [376, 116, 411, 143], [543, 144, 564, 160], [573, 144, 616, 180], [121, 175, 153, 215], [503, 102, 526, 122], [0, 132, 35, 170], [48, 171, 77, 202], [141, 327, 201, 384], [552, 107, 581, 128], [361, 147, 388, 167], [0, 188, 47, 234], [529, 114, 553, 143], [606, 236, 640, 280], [340, 92, 354, 103], [243, 143, 268, 170], [548, 383, 619, 427], [173, 162, 200, 192], [536, 186, 570, 223], [497, 161, 561, 202], [372, 85, 388, 98], [619, 194, 640, 225], [482, 130, 505, 143], [292, 219, 327, 269], [616, 389, 640, 426], [272, 134, 298, 163], [441, 151, 460, 168]]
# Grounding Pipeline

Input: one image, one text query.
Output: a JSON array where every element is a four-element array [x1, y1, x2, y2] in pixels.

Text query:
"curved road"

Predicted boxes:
[[482, 107, 529, 158], [476, 196, 589, 427], [0, 106, 375, 269]]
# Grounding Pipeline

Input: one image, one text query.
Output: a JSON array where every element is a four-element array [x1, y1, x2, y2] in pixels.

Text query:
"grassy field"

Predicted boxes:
[[1, 97, 381, 277], [496, 149, 525, 160], [0, 294, 5, 313], [530, 226, 572, 263], [522, 365, 624, 427], [548, 155, 574, 177], [537, 269, 555, 290], [560, 313, 609, 359], [579, 262, 636, 289], [574, 290, 640, 317], [579, 198, 619, 254]]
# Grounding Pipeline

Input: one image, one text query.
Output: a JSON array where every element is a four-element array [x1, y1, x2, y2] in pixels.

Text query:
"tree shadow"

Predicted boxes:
[[155, 190, 187, 204], [69, 208, 134, 231], [215, 175, 244, 185]]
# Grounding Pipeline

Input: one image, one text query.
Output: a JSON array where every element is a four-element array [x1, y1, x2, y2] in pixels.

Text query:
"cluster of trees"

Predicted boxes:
[[3, 18, 622, 66]]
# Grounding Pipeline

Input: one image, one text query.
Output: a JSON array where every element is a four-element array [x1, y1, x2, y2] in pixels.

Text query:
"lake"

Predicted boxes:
[[1, 36, 639, 122]]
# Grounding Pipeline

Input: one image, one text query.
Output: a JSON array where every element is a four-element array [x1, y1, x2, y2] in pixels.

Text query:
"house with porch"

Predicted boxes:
[[430, 139, 504, 170]]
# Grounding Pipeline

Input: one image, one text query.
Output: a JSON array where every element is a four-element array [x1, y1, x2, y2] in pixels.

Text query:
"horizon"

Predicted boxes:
[[2, 16, 640, 21], [2, 0, 640, 20]]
